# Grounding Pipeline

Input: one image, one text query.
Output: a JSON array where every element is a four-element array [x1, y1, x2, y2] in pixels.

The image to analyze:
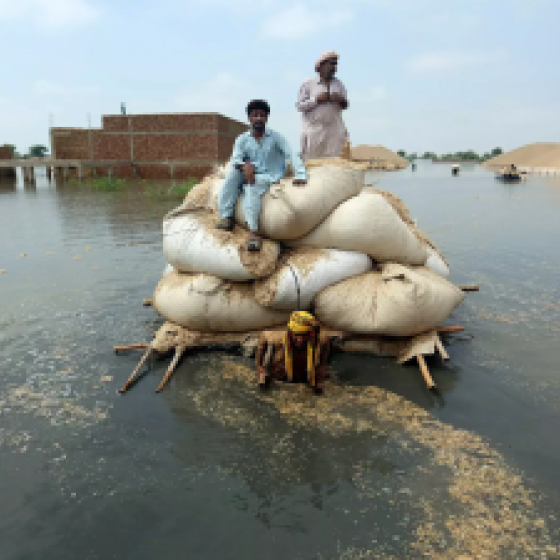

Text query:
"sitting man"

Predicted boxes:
[[255, 311, 345, 395], [216, 99, 307, 251]]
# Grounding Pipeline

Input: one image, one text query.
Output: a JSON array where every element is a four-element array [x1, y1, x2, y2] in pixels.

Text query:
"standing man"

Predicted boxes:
[[216, 99, 307, 252], [296, 51, 349, 160]]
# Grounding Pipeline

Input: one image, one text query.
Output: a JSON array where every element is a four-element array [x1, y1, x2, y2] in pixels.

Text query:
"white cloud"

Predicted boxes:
[[34, 80, 97, 96], [406, 51, 506, 75], [0, 0, 99, 28], [174, 73, 250, 115], [260, 3, 353, 39]]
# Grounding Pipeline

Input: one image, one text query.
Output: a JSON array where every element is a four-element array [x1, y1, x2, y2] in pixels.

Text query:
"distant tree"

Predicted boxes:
[[28, 145, 48, 158], [422, 151, 437, 160], [408, 152, 418, 161], [491, 147, 503, 157], [397, 150, 406, 157]]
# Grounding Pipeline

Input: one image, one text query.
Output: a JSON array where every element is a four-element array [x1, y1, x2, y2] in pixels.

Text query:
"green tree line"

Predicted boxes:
[[397, 147, 503, 162], [1, 144, 49, 158]]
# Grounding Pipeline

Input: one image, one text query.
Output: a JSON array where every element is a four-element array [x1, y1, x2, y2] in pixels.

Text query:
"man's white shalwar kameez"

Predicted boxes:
[[296, 76, 348, 160]]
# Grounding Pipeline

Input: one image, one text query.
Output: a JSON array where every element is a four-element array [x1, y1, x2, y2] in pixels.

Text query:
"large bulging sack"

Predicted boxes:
[[209, 163, 364, 241], [314, 263, 465, 336], [368, 188, 450, 277], [182, 164, 228, 209], [163, 206, 279, 281], [153, 271, 290, 332], [254, 247, 372, 311], [290, 192, 428, 265], [425, 246, 450, 278]]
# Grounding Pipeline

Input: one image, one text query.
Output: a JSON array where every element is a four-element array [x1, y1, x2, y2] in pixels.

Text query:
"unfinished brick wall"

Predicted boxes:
[[0, 146, 15, 179], [51, 112, 248, 179], [0, 146, 13, 159]]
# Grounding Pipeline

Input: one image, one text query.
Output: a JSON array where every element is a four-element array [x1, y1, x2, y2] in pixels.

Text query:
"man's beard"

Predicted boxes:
[[252, 123, 265, 132]]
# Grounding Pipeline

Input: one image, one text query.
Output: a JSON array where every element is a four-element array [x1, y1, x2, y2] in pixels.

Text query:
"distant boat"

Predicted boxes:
[[495, 168, 523, 182]]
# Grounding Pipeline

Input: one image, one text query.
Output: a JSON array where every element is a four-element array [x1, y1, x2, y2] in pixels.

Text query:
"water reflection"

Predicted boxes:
[[2, 162, 560, 558]]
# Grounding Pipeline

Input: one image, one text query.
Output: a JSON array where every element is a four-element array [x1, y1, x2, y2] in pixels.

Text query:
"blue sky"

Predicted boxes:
[[1, 0, 559, 156]]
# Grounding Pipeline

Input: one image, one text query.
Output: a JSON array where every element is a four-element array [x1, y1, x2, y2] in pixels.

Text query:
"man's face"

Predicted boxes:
[[249, 109, 268, 132], [320, 58, 338, 80], [293, 333, 309, 348]]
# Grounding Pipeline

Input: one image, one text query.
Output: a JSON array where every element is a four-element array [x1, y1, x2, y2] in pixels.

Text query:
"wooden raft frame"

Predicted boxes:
[[116, 286, 476, 394], [115, 323, 463, 394]]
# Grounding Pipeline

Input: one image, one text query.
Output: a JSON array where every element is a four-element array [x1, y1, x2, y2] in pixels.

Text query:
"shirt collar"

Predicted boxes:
[[316, 76, 336, 85], [247, 128, 272, 139]]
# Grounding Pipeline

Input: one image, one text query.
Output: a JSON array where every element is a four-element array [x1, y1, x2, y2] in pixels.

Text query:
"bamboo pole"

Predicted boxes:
[[114, 343, 150, 353], [119, 346, 152, 394], [434, 336, 449, 360], [436, 326, 464, 333], [155, 345, 186, 393], [459, 285, 479, 292], [416, 355, 436, 390]]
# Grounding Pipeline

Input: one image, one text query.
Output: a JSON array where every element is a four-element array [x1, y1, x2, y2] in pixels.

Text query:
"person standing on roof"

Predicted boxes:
[[296, 51, 349, 160]]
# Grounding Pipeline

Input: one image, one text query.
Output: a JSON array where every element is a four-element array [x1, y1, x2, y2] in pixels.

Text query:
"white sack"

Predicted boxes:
[[209, 164, 364, 241], [153, 270, 290, 332], [254, 247, 372, 311], [163, 207, 279, 281], [425, 246, 450, 278], [314, 263, 465, 336], [290, 192, 428, 265]]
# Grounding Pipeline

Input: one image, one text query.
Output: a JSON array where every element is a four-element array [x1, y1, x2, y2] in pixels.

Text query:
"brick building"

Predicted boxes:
[[0, 145, 16, 179], [50, 112, 248, 179]]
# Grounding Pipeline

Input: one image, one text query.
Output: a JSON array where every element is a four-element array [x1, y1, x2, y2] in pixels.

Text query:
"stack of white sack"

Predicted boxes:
[[313, 263, 464, 336], [207, 161, 364, 240], [152, 158, 460, 335]]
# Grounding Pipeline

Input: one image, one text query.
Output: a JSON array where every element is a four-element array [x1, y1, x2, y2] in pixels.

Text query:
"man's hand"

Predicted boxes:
[[316, 92, 330, 104], [257, 365, 267, 384], [330, 92, 346, 105], [292, 178, 307, 187], [242, 162, 255, 185]]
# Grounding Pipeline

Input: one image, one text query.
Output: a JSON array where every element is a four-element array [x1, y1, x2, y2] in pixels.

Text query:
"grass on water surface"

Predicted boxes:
[[68, 176, 199, 197]]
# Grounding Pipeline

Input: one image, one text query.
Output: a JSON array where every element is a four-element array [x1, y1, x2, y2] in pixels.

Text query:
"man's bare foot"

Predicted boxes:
[[216, 216, 235, 231]]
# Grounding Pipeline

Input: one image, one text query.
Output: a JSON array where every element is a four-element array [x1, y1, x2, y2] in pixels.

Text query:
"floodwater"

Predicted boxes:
[[1, 161, 559, 559]]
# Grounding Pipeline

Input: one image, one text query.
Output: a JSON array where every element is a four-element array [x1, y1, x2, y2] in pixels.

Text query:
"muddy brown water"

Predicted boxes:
[[1, 162, 560, 559]]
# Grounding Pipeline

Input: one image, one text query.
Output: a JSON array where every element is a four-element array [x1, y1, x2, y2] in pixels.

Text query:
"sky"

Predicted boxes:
[[0, 0, 559, 156]]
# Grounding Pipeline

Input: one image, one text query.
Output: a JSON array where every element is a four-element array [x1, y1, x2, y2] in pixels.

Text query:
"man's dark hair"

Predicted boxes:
[[246, 99, 270, 116]]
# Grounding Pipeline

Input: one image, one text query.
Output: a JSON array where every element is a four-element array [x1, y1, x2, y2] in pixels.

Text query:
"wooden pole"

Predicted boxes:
[[156, 345, 186, 393], [119, 346, 152, 393], [434, 336, 449, 360], [459, 285, 479, 292], [436, 326, 464, 333], [114, 343, 150, 353], [416, 354, 436, 390]]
